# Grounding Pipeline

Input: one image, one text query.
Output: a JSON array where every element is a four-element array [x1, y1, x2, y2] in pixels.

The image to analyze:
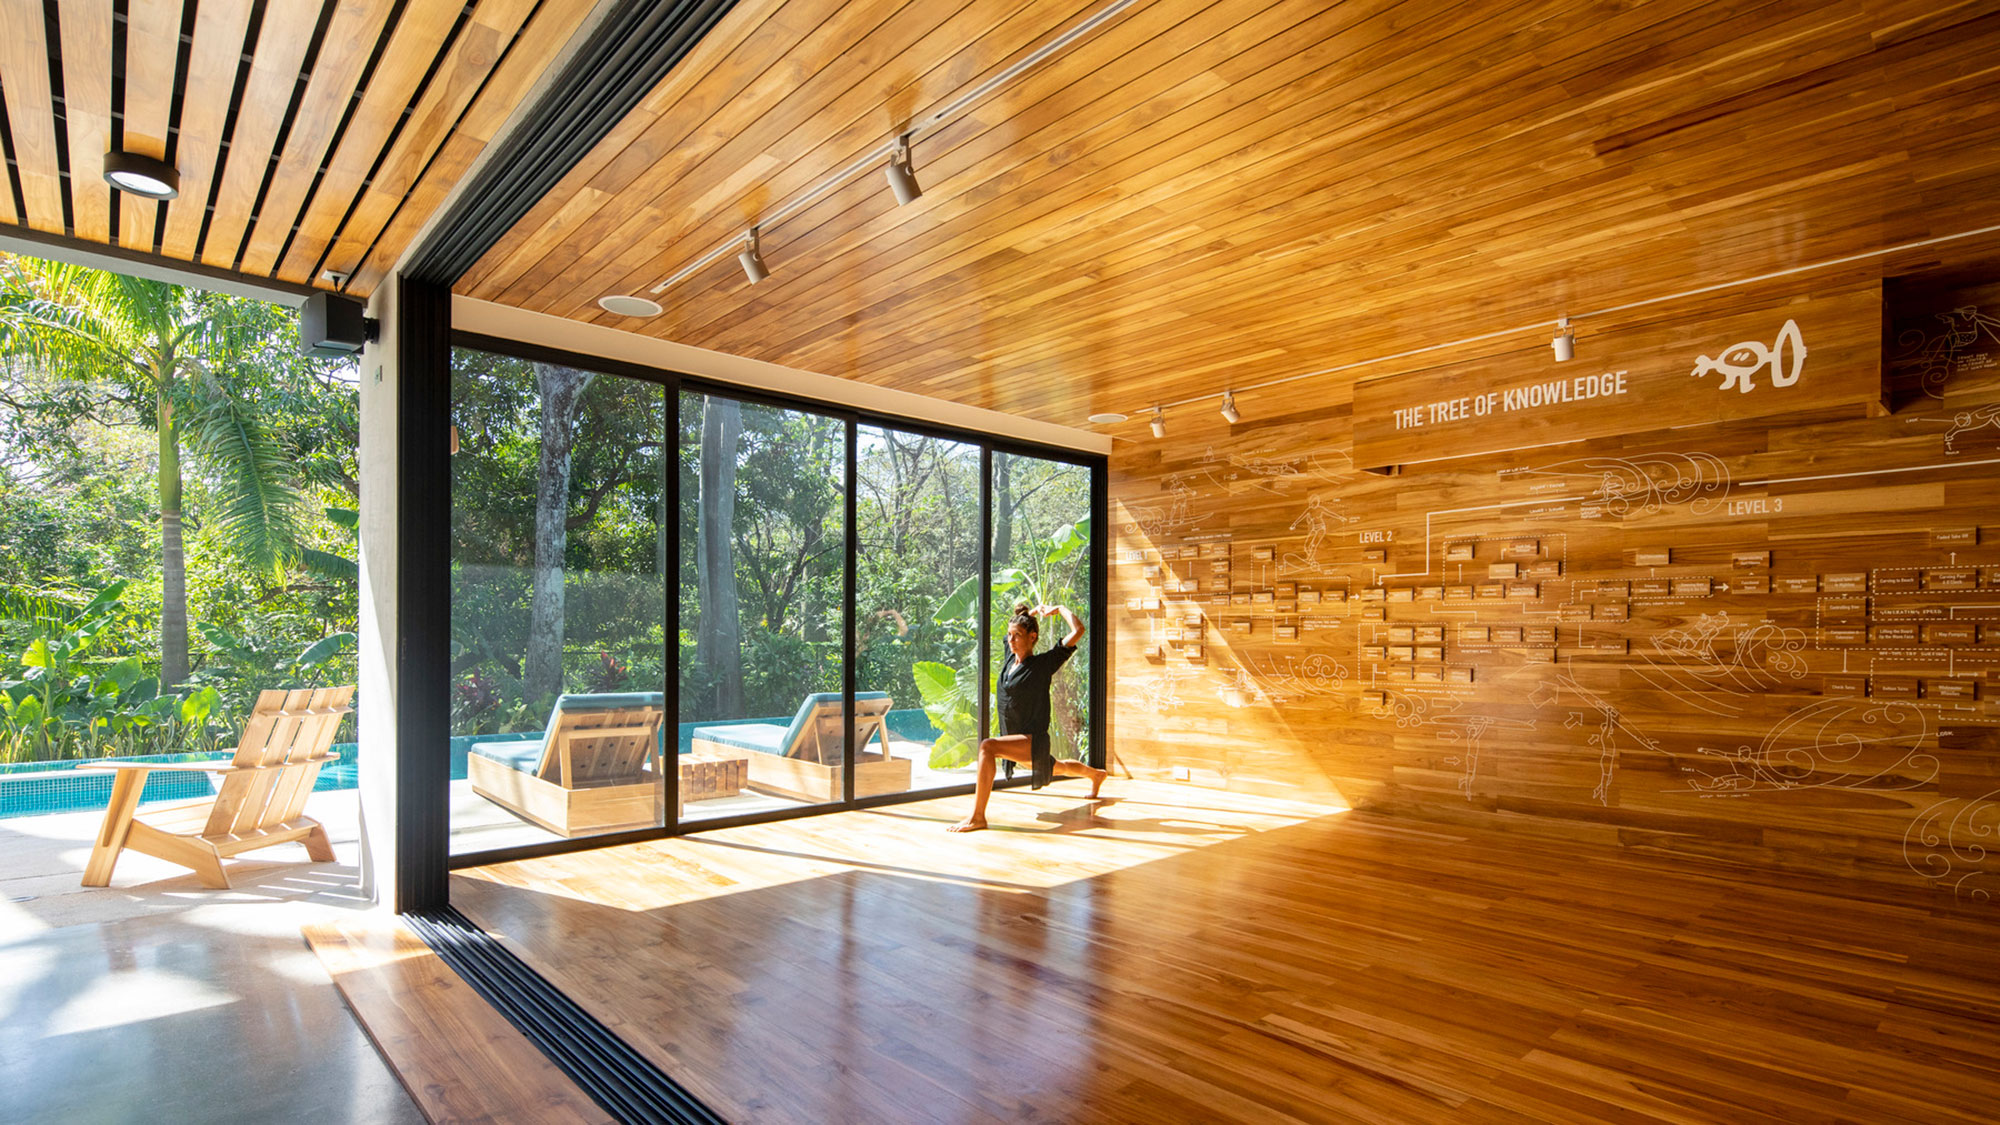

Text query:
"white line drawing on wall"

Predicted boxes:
[[1282, 493, 1352, 573], [1691, 319, 1807, 393], [1685, 698, 1937, 796], [1894, 305, 2000, 399], [1433, 710, 1539, 801], [1633, 613, 1810, 717], [1130, 474, 1203, 538], [1244, 653, 1348, 705], [1136, 664, 1200, 713], [1197, 446, 1354, 491], [1944, 403, 2000, 454], [1518, 452, 1734, 517], [1550, 669, 1663, 806], [1905, 789, 2000, 903]]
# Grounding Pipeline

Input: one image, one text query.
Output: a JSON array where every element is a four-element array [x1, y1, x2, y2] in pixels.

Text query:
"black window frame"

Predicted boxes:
[[439, 331, 1108, 871]]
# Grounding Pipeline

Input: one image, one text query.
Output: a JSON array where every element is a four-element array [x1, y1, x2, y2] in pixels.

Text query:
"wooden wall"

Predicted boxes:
[[1108, 274, 2000, 900]]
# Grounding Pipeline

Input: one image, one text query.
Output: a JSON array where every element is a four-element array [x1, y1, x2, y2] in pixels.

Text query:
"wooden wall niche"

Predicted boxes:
[[1110, 278, 2000, 899]]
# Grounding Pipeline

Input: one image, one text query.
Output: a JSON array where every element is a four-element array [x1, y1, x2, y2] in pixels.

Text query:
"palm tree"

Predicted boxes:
[[0, 256, 305, 687]]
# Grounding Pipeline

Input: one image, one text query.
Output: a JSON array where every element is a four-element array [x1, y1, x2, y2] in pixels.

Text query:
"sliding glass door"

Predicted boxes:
[[855, 426, 984, 796], [444, 339, 1101, 862], [447, 347, 668, 855], [991, 452, 1095, 767], [676, 390, 852, 823]]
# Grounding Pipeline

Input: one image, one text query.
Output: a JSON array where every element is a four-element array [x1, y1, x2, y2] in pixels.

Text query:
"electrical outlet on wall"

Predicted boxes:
[[1171, 765, 1192, 781]]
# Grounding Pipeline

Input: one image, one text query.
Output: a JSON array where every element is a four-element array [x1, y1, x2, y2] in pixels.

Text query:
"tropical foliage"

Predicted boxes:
[[449, 356, 1094, 767], [0, 254, 359, 762]]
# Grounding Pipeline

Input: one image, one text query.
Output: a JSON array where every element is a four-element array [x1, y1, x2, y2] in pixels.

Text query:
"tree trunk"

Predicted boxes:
[[157, 390, 188, 688], [695, 397, 743, 716], [525, 362, 594, 703], [992, 454, 1014, 564]]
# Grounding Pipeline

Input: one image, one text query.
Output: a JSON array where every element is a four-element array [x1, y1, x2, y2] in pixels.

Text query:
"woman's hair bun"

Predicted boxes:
[[1012, 601, 1033, 617]]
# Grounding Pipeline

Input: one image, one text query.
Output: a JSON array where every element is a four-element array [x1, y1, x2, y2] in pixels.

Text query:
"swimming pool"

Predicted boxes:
[[0, 710, 940, 819]]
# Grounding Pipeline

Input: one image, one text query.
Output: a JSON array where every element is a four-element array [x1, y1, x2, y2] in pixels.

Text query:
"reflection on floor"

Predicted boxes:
[[0, 792, 423, 1125], [452, 781, 2000, 1124]]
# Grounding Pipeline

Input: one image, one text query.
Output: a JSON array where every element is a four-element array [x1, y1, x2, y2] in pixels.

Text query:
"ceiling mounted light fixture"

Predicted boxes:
[[1086, 412, 1128, 425], [1220, 391, 1241, 424], [1150, 406, 1166, 439], [738, 228, 769, 284], [102, 151, 179, 199], [598, 294, 664, 317], [1551, 316, 1574, 362], [885, 134, 921, 205]]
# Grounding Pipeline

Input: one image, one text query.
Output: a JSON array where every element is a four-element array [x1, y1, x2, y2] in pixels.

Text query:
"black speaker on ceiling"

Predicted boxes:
[[299, 292, 377, 357]]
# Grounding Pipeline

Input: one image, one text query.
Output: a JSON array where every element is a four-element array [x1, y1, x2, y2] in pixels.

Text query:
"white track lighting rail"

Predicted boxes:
[[633, 0, 1138, 302]]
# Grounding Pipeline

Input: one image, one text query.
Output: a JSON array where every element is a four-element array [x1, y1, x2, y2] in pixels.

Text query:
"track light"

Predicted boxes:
[[1150, 407, 1166, 439], [738, 229, 769, 284], [885, 135, 921, 206], [1220, 391, 1240, 424], [1551, 316, 1574, 362], [103, 151, 179, 199]]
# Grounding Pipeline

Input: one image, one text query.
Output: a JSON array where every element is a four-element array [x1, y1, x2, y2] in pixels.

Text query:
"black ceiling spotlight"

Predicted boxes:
[[102, 151, 180, 200], [299, 292, 379, 357]]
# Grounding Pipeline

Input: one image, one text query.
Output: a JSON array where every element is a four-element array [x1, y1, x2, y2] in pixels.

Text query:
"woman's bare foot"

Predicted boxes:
[[1087, 766, 1107, 799], [947, 817, 987, 833]]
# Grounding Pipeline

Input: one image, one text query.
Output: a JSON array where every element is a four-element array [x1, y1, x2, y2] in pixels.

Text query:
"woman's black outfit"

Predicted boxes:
[[994, 639, 1077, 789]]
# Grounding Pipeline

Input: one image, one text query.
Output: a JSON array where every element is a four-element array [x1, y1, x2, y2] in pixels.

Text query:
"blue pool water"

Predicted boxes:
[[0, 709, 941, 820]]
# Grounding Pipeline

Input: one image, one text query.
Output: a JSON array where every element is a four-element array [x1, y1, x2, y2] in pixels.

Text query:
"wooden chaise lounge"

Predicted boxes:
[[690, 692, 905, 804], [465, 692, 685, 837], [81, 685, 354, 889]]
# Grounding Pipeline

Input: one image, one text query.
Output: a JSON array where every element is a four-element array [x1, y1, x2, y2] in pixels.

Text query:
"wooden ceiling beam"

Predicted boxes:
[[199, 1, 321, 270], [158, 0, 255, 261], [235, 0, 399, 277], [273, 0, 479, 286], [0, 0, 67, 233], [54, 0, 113, 243], [115, 0, 184, 254]]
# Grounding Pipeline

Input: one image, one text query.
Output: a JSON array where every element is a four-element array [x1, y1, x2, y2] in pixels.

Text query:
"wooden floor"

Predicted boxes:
[[452, 782, 2000, 1124]]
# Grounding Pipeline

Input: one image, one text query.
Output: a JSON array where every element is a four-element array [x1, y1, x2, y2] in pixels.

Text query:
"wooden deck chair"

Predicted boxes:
[[465, 693, 668, 837], [81, 686, 354, 889], [691, 692, 907, 804]]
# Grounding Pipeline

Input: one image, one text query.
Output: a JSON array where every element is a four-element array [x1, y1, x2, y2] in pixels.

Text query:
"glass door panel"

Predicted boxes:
[[678, 391, 852, 822], [855, 426, 983, 795]]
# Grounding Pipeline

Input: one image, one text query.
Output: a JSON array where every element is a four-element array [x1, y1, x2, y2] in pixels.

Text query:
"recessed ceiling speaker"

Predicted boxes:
[[1086, 412, 1128, 425], [738, 229, 769, 284], [102, 151, 179, 199], [299, 292, 376, 358], [1551, 317, 1574, 362], [1220, 391, 1240, 424], [598, 295, 663, 317], [886, 135, 922, 206]]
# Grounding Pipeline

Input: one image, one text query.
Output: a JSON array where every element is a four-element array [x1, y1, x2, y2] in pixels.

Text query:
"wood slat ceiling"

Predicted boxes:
[[463, 0, 2000, 428], [0, 0, 595, 296]]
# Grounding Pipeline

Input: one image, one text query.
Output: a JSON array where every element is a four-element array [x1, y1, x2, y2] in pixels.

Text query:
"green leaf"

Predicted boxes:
[[299, 548, 358, 582], [933, 575, 981, 623], [22, 638, 54, 669], [295, 632, 356, 668], [325, 506, 359, 530]]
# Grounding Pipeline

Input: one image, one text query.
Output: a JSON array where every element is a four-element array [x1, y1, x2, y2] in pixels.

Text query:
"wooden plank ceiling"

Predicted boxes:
[[463, 0, 2000, 429], [0, 0, 595, 296]]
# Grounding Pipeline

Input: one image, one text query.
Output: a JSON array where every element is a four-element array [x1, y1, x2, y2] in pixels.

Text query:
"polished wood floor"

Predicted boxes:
[[453, 782, 2000, 1124]]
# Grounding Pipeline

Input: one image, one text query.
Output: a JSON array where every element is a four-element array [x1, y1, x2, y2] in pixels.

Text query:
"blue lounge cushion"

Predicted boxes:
[[691, 692, 890, 758], [471, 693, 667, 776]]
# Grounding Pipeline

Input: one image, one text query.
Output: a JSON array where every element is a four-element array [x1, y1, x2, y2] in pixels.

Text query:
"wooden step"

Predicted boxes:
[[305, 916, 611, 1125]]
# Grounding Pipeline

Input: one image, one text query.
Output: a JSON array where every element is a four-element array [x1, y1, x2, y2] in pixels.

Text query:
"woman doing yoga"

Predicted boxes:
[[948, 601, 1106, 832]]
